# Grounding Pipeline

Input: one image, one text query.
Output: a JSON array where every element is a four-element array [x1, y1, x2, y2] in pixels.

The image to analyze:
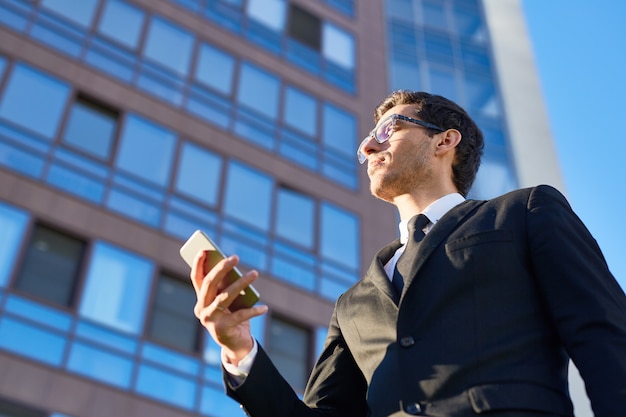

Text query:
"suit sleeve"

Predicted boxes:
[[527, 185, 626, 417], [225, 300, 367, 417]]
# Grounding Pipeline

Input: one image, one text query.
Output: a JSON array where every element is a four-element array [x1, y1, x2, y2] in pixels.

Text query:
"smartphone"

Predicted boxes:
[[180, 230, 260, 311]]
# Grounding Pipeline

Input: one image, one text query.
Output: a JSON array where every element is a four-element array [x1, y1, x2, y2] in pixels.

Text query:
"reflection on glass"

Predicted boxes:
[[66, 341, 134, 387], [320, 202, 359, 269], [195, 43, 236, 95], [223, 161, 273, 231], [266, 317, 309, 392], [143, 16, 194, 75], [0, 64, 70, 138], [322, 23, 355, 70], [63, 98, 117, 160], [246, 0, 286, 31], [15, 226, 85, 307], [175, 142, 223, 206], [322, 103, 356, 157], [284, 86, 317, 136], [237, 63, 280, 119], [0, 202, 28, 287], [41, 0, 98, 28], [148, 274, 200, 352], [115, 115, 176, 186], [98, 0, 145, 49], [275, 188, 314, 248], [79, 242, 153, 334]]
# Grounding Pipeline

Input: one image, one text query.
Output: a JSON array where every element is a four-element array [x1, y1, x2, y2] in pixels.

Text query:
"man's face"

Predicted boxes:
[[363, 104, 436, 202]]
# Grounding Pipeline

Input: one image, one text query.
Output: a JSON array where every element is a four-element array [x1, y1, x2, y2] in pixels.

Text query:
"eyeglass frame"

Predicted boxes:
[[357, 113, 445, 164]]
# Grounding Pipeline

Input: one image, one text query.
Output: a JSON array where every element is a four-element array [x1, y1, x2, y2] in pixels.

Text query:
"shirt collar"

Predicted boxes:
[[398, 193, 465, 244]]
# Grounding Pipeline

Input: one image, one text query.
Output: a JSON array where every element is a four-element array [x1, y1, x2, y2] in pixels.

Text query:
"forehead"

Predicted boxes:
[[377, 103, 419, 124]]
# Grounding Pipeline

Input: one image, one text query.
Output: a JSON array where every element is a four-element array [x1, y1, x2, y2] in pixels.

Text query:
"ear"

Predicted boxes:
[[434, 129, 462, 156]]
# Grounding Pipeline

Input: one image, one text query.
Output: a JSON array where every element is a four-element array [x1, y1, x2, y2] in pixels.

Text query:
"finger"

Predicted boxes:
[[215, 269, 259, 310], [189, 250, 207, 293], [199, 255, 240, 308]]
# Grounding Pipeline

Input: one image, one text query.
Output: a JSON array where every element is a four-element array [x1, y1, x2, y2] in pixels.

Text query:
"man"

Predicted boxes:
[[190, 91, 626, 416]]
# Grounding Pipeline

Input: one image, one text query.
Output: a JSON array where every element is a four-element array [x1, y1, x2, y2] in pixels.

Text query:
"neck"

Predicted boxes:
[[393, 186, 459, 221]]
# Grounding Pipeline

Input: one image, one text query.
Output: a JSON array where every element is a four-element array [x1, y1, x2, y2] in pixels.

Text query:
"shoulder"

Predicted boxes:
[[485, 184, 569, 209]]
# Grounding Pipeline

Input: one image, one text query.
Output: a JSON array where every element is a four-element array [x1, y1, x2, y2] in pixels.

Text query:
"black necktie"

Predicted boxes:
[[392, 214, 430, 297]]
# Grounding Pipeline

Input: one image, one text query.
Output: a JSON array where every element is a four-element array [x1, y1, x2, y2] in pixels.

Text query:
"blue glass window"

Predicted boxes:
[[0, 56, 7, 78], [195, 43, 236, 95], [0, 316, 66, 366], [322, 23, 355, 70], [0, 202, 28, 288], [237, 63, 280, 119], [320, 202, 359, 269], [15, 225, 85, 307], [246, 0, 286, 31], [322, 103, 356, 158], [97, 0, 146, 49], [135, 364, 196, 409], [223, 162, 273, 231], [420, 0, 448, 31], [143, 17, 194, 75], [275, 188, 314, 248], [41, 0, 98, 28], [115, 115, 176, 186], [428, 67, 459, 102], [147, 274, 200, 352], [0, 64, 70, 139], [62, 98, 117, 160], [67, 341, 134, 388], [175, 142, 223, 206], [284, 86, 317, 136], [464, 75, 500, 117], [79, 242, 153, 334]]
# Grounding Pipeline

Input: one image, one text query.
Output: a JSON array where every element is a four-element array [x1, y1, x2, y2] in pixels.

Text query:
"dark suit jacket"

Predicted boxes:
[[226, 185, 626, 417]]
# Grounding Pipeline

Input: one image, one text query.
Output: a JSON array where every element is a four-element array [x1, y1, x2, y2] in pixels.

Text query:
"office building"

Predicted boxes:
[[0, 0, 582, 416]]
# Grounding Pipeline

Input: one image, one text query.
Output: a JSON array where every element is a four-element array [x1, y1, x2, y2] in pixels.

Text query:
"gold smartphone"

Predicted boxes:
[[179, 230, 260, 311]]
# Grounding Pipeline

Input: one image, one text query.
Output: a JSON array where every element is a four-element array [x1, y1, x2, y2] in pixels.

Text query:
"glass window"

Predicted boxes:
[[62, 97, 118, 160], [66, 341, 134, 388], [322, 103, 356, 158], [283, 86, 317, 136], [97, 0, 146, 49], [175, 142, 223, 206], [266, 316, 310, 392], [143, 17, 194, 75], [147, 273, 200, 352], [320, 202, 359, 269], [0, 398, 47, 417], [0, 64, 70, 139], [322, 23, 355, 70], [237, 63, 280, 119], [275, 188, 314, 248], [246, 0, 286, 32], [15, 225, 85, 307], [464, 74, 500, 118], [428, 67, 459, 102], [41, 0, 98, 28], [79, 242, 153, 334], [420, 0, 448, 31], [0, 55, 7, 78], [223, 162, 273, 231], [287, 3, 321, 50], [387, 0, 416, 23], [115, 115, 176, 187], [195, 43, 236, 95], [0, 202, 28, 288]]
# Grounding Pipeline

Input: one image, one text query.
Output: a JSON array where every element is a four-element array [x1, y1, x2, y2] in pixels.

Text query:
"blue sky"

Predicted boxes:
[[521, 0, 626, 289]]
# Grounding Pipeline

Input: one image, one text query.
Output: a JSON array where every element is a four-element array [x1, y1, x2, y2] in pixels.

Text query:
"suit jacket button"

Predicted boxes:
[[399, 336, 415, 347], [404, 402, 422, 415]]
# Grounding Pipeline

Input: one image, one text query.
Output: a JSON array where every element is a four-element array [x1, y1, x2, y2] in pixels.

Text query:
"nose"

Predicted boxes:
[[359, 134, 382, 163]]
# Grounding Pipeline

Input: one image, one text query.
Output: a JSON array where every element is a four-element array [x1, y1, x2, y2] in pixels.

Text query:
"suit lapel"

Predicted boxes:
[[364, 239, 403, 303], [401, 199, 485, 299]]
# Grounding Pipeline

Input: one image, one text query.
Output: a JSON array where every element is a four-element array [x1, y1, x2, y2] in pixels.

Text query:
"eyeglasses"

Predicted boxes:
[[357, 113, 444, 164]]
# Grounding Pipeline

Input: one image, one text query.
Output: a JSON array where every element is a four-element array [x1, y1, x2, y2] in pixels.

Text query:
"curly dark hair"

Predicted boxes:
[[374, 90, 484, 197]]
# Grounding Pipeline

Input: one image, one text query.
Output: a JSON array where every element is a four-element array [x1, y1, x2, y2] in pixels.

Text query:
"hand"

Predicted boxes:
[[190, 251, 268, 365]]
